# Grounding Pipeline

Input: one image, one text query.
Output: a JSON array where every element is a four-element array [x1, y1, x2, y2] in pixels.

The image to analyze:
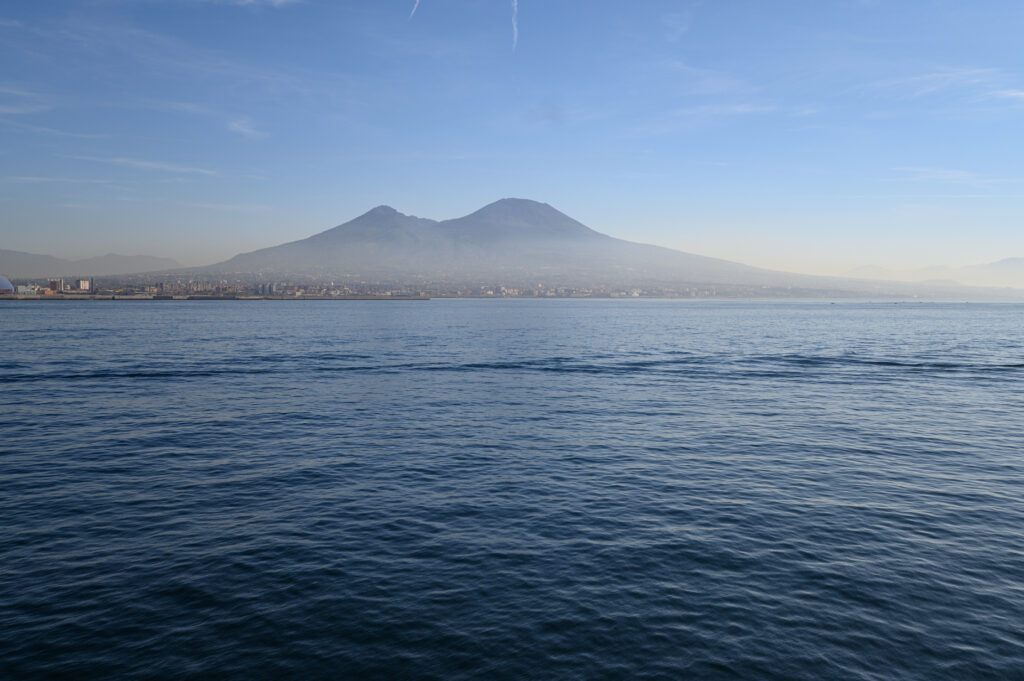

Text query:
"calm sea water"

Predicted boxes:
[[2, 300, 1023, 680]]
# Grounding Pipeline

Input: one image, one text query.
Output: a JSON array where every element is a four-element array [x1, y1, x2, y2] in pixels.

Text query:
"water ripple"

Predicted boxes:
[[2, 300, 1023, 680]]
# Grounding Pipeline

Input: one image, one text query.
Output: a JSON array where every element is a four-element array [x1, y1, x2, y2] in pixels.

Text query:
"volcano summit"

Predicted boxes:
[[206, 198, 803, 289]]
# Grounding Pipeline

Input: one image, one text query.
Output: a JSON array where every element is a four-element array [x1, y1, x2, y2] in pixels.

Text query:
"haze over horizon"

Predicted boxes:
[[3, 1, 1024, 274]]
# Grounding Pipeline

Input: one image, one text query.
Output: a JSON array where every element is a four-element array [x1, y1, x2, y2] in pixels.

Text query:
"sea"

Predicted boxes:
[[2, 299, 1022, 680]]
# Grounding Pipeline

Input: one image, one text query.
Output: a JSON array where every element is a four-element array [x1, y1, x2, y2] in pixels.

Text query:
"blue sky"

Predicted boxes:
[[2, 0, 1024, 273]]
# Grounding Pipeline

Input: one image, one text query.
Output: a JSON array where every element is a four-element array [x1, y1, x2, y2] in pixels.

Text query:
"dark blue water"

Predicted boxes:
[[2, 300, 1023, 680]]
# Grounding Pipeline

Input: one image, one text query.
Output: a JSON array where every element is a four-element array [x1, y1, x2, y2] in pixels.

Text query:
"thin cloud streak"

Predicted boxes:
[[0, 85, 52, 115], [410, 0, 420, 19], [0, 103, 52, 114], [196, 0, 300, 5], [138, 100, 268, 139], [69, 155, 218, 175], [52, 23, 337, 98], [660, 60, 755, 95], [511, 0, 518, 50], [860, 67, 999, 98], [3, 176, 119, 184], [228, 118, 267, 138], [0, 118, 107, 138], [888, 166, 1021, 186], [188, 201, 271, 212], [675, 103, 777, 116], [991, 89, 1024, 101]]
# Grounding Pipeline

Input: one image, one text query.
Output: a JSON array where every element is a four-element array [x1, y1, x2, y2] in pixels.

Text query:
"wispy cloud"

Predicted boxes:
[[853, 67, 1024, 119], [0, 18, 23, 28], [991, 89, 1024, 102], [862, 67, 999, 98], [888, 166, 1020, 186], [54, 23, 333, 98], [660, 60, 754, 96], [0, 118, 107, 138], [188, 201, 271, 212], [186, 0, 300, 5], [672, 103, 777, 117], [151, 101, 212, 115], [634, 102, 778, 136], [661, 3, 702, 42], [511, 0, 518, 50], [227, 118, 267, 138], [3, 176, 119, 184], [0, 85, 52, 115], [409, 0, 420, 18], [0, 86, 43, 97], [69, 155, 218, 175], [0, 102, 51, 114], [136, 100, 268, 139]]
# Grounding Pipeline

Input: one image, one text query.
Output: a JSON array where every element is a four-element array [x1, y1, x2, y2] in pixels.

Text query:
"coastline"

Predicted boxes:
[[0, 295, 431, 301]]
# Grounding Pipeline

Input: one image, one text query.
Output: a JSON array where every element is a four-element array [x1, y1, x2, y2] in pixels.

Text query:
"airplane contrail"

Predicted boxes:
[[511, 0, 518, 49], [410, 0, 420, 18]]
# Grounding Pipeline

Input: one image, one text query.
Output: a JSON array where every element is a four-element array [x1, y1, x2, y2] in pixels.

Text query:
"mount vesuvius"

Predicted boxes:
[[207, 198, 815, 288]]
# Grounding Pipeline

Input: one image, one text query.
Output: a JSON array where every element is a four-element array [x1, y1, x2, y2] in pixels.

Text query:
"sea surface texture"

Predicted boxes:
[[2, 300, 1023, 680]]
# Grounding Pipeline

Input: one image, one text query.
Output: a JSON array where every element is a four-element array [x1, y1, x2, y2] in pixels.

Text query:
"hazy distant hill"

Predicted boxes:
[[10, 200, 1019, 297], [198, 199, 1024, 299], [209, 199, 815, 288], [845, 258, 1024, 289], [960, 258, 1024, 288], [0, 250, 68, 278], [0, 250, 180, 278]]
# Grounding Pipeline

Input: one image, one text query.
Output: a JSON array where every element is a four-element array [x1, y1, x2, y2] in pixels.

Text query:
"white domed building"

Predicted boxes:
[[0, 276, 14, 295]]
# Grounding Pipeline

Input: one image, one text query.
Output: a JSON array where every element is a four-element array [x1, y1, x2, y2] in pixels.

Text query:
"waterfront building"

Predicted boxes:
[[0, 276, 14, 294]]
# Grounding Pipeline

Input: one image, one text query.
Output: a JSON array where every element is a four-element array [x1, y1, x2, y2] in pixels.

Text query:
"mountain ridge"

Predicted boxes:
[[8, 199, 1024, 298], [844, 258, 1024, 289], [199, 199, 1021, 298], [208, 198, 792, 287], [0, 250, 181, 278]]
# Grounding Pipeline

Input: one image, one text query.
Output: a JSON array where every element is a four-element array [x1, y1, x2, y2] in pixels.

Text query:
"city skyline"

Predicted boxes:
[[3, 1, 1024, 275]]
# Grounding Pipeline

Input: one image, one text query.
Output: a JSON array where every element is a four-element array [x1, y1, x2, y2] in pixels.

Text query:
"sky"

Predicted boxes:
[[2, 0, 1024, 274]]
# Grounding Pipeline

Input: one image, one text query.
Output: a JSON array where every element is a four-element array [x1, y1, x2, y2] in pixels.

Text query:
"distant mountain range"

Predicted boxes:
[[207, 198, 794, 287], [200, 198, 1022, 297], [844, 259, 1024, 289], [6, 199, 1024, 298], [0, 250, 180, 278]]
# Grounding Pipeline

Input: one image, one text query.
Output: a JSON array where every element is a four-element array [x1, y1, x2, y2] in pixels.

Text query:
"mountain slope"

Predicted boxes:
[[0, 250, 69, 278], [215, 205, 442, 275], [201, 198, 1021, 297], [845, 257, 1024, 289], [0, 250, 180, 278], [209, 198, 800, 286], [960, 258, 1024, 288]]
